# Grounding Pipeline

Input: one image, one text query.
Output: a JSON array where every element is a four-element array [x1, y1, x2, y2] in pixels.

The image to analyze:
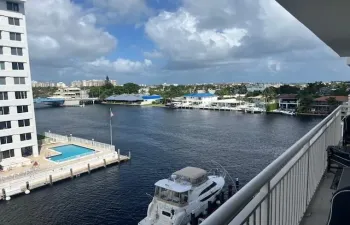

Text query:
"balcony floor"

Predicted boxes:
[[300, 172, 335, 225]]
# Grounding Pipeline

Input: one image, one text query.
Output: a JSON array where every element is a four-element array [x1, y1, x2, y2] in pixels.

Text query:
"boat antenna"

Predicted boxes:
[[146, 193, 153, 199], [211, 160, 238, 192]]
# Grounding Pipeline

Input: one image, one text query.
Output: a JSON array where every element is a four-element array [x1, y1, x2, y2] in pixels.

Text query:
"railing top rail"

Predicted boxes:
[[202, 105, 342, 225], [43, 132, 115, 149]]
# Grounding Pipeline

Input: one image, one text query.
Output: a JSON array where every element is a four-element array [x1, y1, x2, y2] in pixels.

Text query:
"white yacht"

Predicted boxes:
[[139, 167, 225, 225]]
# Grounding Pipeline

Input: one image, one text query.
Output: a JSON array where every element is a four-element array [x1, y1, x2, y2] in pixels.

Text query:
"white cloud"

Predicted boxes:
[[144, 50, 163, 59], [145, 0, 327, 71], [88, 57, 152, 73], [27, 0, 117, 64], [267, 58, 282, 73], [26, 0, 150, 81], [91, 0, 153, 24], [145, 9, 247, 65]]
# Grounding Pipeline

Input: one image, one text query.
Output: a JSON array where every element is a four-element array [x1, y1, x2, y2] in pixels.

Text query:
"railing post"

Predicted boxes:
[[260, 181, 271, 225], [305, 144, 310, 208]]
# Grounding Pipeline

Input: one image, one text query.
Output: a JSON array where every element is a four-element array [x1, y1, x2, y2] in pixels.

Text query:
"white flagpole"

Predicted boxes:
[[110, 108, 113, 146]]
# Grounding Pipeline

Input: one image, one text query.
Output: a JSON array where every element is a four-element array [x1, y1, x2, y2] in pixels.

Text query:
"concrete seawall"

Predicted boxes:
[[0, 132, 130, 201], [0, 153, 129, 200]]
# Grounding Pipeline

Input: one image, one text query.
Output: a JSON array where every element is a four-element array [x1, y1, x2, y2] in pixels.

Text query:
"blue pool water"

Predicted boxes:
[[48, 144, 95, 162]]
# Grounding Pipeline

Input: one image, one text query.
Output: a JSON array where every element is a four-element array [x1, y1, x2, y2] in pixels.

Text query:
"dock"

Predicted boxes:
[[0, 132, 130, 201]]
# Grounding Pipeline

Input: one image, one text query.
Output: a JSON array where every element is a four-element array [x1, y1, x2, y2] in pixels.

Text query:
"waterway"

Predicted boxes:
[[0, 105, 323, 225]]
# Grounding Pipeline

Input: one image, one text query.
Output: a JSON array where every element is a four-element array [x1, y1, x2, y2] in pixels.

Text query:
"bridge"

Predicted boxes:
[[33, 98, 65, 107], [33, 98, 99, 107]]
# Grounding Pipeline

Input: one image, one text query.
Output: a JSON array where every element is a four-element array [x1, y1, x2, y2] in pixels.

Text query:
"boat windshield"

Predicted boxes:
[[155, 187, 188, 205]]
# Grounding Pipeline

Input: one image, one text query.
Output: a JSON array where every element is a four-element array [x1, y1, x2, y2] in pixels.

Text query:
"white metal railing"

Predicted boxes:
[[202, 105, 343, 225], [0, 151, 118, 190], [0, 149, 114, 184], [44, 132, 115, 151]]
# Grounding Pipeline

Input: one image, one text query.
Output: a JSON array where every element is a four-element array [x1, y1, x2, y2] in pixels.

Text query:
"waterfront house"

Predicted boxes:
[[310, 96, 348, 114], [278, 94, 299, 111], [104, 94, 162, 105], [182, 93, 218, 107], [50, 87, 89, 99]]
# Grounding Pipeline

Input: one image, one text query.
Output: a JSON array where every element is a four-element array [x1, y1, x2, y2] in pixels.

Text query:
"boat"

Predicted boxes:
[[138, 167, 225, 225], [245, 107, 266, 114], [167, 102, 182, 109]]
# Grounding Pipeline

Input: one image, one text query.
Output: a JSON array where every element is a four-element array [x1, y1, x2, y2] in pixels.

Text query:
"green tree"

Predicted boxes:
[[104, 76, 113, 89], [32, 87, 58, 98], [246, 90, 262, 97], [278, 85, 300, 94], [326, 97, 339, 113], [123, 83, 140, 94], [297, 95, 314, 113], [237, 85, 248, 94], [262, 87, 277, 102]]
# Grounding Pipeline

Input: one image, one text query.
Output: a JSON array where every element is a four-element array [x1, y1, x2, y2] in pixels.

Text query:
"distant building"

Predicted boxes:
[[56, 82, 66, 88], [311, 96, 348, 114], [139, 87, 150, 94], [246, 83, 272, 92], [50, 87, 88, 99], [182, 93, 218, 106], [32, 81, 56, 87], [71, 79, 117, 87], [278, 94, 299, 111]]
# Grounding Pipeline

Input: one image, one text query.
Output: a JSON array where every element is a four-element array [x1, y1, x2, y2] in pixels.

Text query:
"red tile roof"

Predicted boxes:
[[314, 96, 348, 102]]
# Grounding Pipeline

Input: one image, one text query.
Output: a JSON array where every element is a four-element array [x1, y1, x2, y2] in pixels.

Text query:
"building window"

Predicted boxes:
[[15, 91, 27, 99], [0, 92, 8, 100], [18, 119, 30, 127], [0, 107, 9, 115], [21, 146, 33, 157], [0, 135, 13, 145], [11, 47, 23, 56], [17, 105, 28, 113], [12, 62, 24, 70], [8, 17, 20, 26], [0, 46, 3, 54], [14, 77, 25, 84], [7, 2, 19, 12], [0, 77, 5, 85], [0, 62, 4, 70], [0, 149, 15, 159], [0, 31, 2, 39], [20, 133, 31, 141], [9, 32, 21, 41], [0, 121, 11, 130]]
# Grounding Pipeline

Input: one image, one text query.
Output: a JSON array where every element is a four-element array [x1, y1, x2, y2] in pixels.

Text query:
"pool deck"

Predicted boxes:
[[0, 135, 130, 201]]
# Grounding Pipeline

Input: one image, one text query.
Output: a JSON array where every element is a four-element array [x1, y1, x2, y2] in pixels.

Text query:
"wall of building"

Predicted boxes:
[[0, 0, 38, 159]]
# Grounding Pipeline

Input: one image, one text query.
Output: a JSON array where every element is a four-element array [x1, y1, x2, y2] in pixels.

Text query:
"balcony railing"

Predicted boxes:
[[202, 105, 343, 225]]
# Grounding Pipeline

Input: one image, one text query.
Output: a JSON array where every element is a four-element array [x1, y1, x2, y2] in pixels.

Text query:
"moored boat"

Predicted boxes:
[[138, 167, 225, 225]]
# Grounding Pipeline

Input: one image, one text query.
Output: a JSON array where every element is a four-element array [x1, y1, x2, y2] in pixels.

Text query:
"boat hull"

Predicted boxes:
[[139, 176, 225, 225]]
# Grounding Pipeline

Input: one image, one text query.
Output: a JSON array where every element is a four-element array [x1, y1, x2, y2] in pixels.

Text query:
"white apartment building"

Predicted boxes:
[[0, 0, 39, 163], [71, 79, 117, 87]]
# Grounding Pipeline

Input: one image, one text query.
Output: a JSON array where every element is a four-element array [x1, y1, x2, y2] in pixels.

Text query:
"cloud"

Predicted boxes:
[[144, 50, 163, 59], [26, 0, 150, 82], [145, 0, 333, 71], [87, 57, 152, 73], [145, 9, 247, 65], [27, 0, 117, 65], [90, 0, 153, 24]]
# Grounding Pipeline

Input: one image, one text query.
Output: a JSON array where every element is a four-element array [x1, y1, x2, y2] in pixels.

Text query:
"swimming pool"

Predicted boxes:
[[48, 144, 95, 162]]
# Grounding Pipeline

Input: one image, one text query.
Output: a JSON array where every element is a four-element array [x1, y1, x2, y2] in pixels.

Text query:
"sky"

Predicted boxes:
[[26, 0, 350, 84]]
